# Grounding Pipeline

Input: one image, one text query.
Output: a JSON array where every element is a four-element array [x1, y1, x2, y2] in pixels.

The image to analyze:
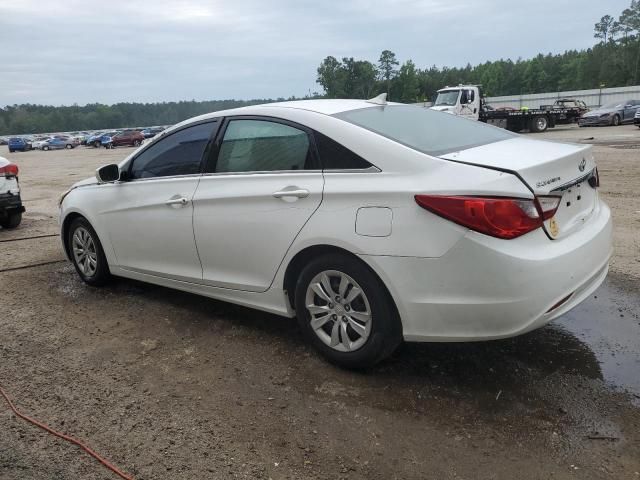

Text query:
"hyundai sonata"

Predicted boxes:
[[59, 97, 612, 368]]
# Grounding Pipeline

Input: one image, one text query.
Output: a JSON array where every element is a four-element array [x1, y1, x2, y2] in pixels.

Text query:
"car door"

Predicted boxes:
[[192, 117, 324, 292], [100, 120, 219, 281], [113, 132, 125, 146]]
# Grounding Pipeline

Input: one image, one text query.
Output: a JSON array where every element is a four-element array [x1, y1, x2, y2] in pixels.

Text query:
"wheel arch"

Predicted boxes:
[[61, 211, 86, 260], [282, 244, 402, 333]]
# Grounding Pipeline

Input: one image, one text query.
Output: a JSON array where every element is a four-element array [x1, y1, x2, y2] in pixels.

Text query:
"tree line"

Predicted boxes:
[[317, 1, 640, 102], [0, 99, 278, 136], [1, 1, 639, 135]]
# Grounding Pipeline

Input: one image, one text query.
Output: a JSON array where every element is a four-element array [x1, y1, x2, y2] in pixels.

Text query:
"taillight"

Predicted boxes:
[[0, 163, 19, 177], [415, 195, 558, 240], [535, 195, 561, 220]]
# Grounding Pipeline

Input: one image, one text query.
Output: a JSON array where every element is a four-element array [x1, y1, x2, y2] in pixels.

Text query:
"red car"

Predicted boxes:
[[103, 130, 144, 149]]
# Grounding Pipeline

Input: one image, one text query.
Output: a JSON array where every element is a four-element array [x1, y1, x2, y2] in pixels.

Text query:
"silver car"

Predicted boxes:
[[579, 100, 640, 127], [41, 136, 77, 151]]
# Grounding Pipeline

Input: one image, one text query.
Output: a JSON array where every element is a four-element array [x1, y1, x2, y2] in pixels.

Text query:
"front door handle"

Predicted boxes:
[[165, 196, 189, 206], [272, 188, 309, 199]]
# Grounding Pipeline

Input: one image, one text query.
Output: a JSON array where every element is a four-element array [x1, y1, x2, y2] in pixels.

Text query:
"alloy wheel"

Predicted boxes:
[[72, 226, 98, 277], [305, 270, 372, 352]]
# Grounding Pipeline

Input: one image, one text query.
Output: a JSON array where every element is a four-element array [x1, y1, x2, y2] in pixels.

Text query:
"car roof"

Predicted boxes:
[[254, 99, 384, 115], [167, 99, 398, 133]]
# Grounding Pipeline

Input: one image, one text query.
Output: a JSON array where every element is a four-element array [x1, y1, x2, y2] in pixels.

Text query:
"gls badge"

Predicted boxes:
[[578, 158, 586, 172]]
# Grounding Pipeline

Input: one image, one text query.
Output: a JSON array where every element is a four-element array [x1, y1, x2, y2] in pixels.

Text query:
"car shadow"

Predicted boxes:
[[101, 275, 607, 415]]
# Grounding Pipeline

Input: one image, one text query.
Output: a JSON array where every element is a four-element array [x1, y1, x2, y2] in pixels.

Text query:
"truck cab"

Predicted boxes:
[[432, 86, 481, 120]]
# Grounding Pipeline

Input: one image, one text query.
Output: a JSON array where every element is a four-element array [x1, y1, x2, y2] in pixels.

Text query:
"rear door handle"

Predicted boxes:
[[272, 188, 309, 199], [165, 196, 189, 206]]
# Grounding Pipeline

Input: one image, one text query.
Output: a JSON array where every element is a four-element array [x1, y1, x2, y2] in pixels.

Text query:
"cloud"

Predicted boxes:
[[0, 0, 631, 105]]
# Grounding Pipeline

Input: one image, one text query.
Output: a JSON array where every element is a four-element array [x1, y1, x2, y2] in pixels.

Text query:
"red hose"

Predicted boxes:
[[0, 384, 134, 480]]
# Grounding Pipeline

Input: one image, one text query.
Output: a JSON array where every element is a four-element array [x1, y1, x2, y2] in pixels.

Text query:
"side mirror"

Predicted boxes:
[[96, 164, 120, 183]]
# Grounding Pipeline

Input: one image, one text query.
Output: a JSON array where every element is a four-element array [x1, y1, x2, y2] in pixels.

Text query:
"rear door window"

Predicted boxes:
[[213, 119, 313, 173]]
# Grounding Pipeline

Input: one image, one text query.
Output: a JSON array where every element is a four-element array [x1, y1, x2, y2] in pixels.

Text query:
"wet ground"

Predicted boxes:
[[1, 124, 639, 479]]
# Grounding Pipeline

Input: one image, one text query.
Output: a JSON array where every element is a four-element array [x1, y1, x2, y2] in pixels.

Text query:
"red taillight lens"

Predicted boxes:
[[0, 163, 19, 177], [415, 195, 544, 239], [535, 195, 562, 220]]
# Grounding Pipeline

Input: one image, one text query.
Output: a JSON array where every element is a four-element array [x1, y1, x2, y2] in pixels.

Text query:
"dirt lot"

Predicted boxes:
[[1, 124, 639, 479]]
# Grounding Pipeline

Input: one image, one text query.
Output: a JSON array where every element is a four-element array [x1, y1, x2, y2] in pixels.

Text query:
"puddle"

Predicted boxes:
[[556, 275, 640, 398]]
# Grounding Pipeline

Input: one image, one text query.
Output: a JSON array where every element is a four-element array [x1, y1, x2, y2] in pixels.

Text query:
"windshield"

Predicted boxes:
[[601, 102, 622, 109], [334, 105, 515, 156], [434, 90, 460, 106]]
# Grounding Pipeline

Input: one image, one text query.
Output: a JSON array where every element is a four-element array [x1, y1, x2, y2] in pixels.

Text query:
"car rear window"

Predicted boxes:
[[333, 105, 514, 156]]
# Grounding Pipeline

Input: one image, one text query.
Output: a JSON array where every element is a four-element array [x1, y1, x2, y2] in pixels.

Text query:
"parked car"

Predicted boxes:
[[85, 131, 108, 147], [32, 136, 53, 149], [8, 137, 32, 152], [635, 109, 640, 127], [578, 100, 640, 126], [42, 136, 76, 150], [141, 127, 165, 138], [0, 156, 24, 229], [102, 130, 144, 149], [59, 99, 612, 368], [540, 99, 588, 113]]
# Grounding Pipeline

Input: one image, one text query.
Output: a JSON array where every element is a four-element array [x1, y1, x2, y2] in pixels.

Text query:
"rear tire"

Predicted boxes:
[[0, 212, 22, 229], [43, 145, 49, 151], [294, 253, 402, 369], [8, 149, 14, 153], [530, 115, 548, 133], [67, 217, 111, 287]]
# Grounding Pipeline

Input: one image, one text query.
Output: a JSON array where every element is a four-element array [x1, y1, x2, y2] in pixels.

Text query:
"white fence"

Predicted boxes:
[[486, 85, 640, 109]]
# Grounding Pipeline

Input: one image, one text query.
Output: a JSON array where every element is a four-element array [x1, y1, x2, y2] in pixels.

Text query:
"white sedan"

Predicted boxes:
[[59, 97, 612, 368]]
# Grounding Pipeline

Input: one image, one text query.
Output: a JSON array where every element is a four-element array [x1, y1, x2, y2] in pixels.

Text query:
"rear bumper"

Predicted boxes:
[[0, 192, 25, 215], [361, 198, 612, 342]]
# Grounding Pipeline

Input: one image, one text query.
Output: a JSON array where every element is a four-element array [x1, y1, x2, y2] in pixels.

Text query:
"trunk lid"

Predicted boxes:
[[439, 137, 598, 239]]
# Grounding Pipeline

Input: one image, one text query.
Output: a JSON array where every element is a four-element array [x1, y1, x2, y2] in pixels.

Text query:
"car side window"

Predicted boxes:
[[313, 131, 373, 170], [215, 119, 312, 173], [130, 121, 217, 179]]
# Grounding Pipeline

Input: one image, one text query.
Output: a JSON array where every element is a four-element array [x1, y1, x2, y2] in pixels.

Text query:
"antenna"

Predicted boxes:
[[366, 93, 387, 105]]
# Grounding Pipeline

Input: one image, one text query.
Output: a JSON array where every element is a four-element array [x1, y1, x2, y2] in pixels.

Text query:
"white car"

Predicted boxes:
[[32, 136, 53, 149], [0, 156, 24, 229], [59, 97, 612, 368]]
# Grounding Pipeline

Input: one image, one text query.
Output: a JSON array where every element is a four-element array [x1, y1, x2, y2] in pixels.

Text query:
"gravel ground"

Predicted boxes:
[[1, 124, 639, 479]]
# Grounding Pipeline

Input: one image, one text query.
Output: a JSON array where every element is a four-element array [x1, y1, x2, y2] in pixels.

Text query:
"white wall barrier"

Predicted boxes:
[[486, 85, 640, 109]]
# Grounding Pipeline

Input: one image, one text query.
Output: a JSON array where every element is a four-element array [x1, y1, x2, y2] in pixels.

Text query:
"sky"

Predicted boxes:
[[0, 0, 632, 106]]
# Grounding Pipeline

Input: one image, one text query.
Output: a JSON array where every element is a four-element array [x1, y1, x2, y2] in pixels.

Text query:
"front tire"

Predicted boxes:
[[612, 115, 621, 126], [0, 212, 22, 229], [93, 141, 101, 148], [65, 144, 72, 149], [67, 217, 111, 286], [133, 139, 141, 147], [43, 146, 49, 151], [294, 253, 401, 368]]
